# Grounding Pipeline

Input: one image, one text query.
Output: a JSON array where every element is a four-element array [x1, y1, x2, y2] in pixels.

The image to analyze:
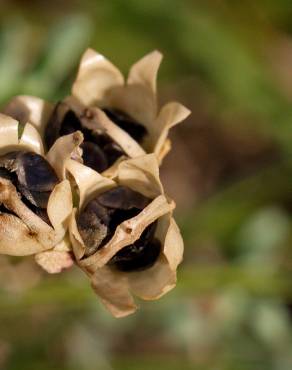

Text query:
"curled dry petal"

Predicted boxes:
[[35, 250, 74, 274], [127, 50, 162, 95], [107, 51, 162, 126], [66, 158, 115, 208], [3, 95, 54, 138], [72, 48, 124, 106], [0, 114, 19, 151], [47, 180, 73, 237], [35, 236, 74, 274], [0, 114, 44, 155], [117, 153, 163, 198], [46, 131, 84, 180], [91, 266, 137, 318], [128, 216, 183, 300], [151, 102, 191, 160], [19, 123, 44, 155], [0, 213, 50, 256]]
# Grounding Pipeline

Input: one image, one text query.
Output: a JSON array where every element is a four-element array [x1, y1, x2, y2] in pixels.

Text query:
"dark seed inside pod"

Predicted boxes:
[[0, 151, 59, 224], [15, 152, 58, 192], [77, 186, 161, 271], [102, 108, 147, 143], [108, 222, 161, 272], [59, 110, 83, 136], [81, 141, 108, 173], [45, 106, 126, 173]]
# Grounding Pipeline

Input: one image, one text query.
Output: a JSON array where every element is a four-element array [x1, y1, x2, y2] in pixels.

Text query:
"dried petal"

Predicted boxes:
[[46, 131, 83, 180], [117, 154, 163, 198], [106, 51, 163, 126], [66, 159, 115, 207], [0, 114, 18, 151], [128, 216, 183, 300], [35, 250, 74, 274], [0, 213, 49, 256], [151, 102, 191, 158], [128, 50, 162, 95], [91, 266, 137, 318], [3, 95, 53, 138], [72, 48, 124, 106], [19, 123, 44, 155]]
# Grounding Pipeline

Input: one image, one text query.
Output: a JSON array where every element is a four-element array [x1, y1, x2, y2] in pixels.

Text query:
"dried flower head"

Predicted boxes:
[[71, 49, 190, 160], [2, 50, 189, 317], [0, 113, 73, 258], [4, 50, 190, 175], [66, 152, 183, 317]]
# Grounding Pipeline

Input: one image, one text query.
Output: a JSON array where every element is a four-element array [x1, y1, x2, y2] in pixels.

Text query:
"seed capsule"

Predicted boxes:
[[77, 186, 161, 271]]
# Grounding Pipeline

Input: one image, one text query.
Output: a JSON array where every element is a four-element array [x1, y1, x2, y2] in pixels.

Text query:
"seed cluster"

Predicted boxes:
[[0, 48, 190, 317]]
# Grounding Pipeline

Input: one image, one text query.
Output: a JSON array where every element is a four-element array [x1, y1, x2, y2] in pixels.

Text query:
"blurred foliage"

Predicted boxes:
[[1, 1, 292, 369]]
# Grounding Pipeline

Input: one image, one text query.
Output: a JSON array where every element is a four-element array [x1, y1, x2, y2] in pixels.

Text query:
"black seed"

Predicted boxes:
[[45, 104, 83, 149], [109, 220, 160, 271], [109, 236, 161, 272], [44, 102, 65, 149], [97, 186, 150, 210], [59, 110, 82, 136], [15, 152, 59, 193], [17, 184, 51, 209], [78, 199, 111, 257], [103, 142, 125, 167], [81, 141, 108, 173], [0, 151, 59, 224], [103, 108, 147, 143], [0, 167, 13, 181]]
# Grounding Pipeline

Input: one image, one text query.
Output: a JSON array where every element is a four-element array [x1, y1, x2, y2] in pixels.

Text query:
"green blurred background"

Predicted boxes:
[[1, 1, 292, 369]]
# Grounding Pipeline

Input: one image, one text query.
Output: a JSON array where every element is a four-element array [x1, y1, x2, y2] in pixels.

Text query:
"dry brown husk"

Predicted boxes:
[[67, 153, 183, 317]]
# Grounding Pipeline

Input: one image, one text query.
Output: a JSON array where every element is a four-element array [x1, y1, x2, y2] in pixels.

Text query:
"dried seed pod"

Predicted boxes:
[[71, 49, 191, 162], [3, 50, 190, 171], [0, 113, 73, 257], [67, 153, 183, 318]]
